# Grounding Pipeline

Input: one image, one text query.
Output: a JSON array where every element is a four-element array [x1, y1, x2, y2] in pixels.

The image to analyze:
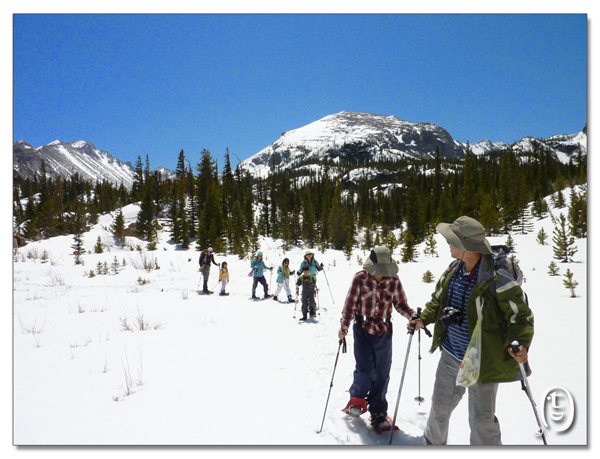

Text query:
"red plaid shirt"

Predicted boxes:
[[341, 270, 414, 336]]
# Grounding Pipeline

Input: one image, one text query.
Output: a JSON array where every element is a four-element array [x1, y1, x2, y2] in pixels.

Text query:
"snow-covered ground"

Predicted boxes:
[[12, 191, 587, 449]]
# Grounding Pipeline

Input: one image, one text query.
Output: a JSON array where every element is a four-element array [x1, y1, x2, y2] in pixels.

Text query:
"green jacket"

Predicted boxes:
[[420, 254, 534, 384]]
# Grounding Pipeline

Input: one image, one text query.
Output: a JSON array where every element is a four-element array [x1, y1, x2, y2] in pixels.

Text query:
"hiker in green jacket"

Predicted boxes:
[[408, 216, 534, 445]]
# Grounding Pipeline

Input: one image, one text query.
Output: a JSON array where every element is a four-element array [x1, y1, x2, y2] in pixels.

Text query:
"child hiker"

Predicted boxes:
[[296, 265, 317, 320], [218, 261, 229, 296], [273, 258, 294, 303]]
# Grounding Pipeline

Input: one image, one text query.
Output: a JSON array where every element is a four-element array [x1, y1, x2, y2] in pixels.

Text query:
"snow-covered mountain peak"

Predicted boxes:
[[240, 111, 464, 178]]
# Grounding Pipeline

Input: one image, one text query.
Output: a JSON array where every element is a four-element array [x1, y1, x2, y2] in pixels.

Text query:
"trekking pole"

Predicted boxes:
[[317, 337, 347, 434], [293, 289, 299, 319], [510, 341, 548, 445], [388, 323, 416, 444], [414, 327, 424, 404], [413, 308, 431, 404], [322, 269, 335, 305], [316, 288, 321, 317]]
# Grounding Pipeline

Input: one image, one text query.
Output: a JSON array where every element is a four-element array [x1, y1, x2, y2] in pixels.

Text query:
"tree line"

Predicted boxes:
[[13, 140, 587, 258]]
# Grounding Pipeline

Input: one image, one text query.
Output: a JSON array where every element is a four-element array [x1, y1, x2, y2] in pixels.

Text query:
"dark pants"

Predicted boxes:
[[349, 323, 393, 415], [252, 276, 269, 297], [301, 290, 316, 316], [201, 265, 211, 292]]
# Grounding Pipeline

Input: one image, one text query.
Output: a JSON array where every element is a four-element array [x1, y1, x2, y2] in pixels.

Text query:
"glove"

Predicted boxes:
[[338, 327, 348, 340]]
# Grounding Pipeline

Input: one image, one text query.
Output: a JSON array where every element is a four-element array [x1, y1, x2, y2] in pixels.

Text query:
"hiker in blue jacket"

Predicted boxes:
[[251, 251, 273, 299], [297, 250, 323, 284]]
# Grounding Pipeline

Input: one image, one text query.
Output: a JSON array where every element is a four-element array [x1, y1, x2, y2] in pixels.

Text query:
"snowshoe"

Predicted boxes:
[[299, 315, 308, 321], [263, 294, 273, 299], [370, 413, 399, 435], [219, 292, 229, 296], [342, 397, 368, 417]]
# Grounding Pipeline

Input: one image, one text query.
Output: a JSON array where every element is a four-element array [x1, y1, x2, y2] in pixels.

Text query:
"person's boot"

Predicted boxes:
[[342, 397, 368, 417], [273, 296, 278, 301]]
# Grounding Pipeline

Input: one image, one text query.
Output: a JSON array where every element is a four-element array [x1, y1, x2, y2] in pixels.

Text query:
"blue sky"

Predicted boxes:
[[13, 14, 587, 171]]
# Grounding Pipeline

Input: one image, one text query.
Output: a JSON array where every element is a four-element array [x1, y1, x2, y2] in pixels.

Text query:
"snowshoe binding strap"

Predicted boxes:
[[342, 397, 368, 417]]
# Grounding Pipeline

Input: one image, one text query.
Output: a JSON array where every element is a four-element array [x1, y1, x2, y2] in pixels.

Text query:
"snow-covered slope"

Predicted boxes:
[[239, 111, 464, 179], [13, 190, 587, 445], [13, 140, 175, 189], [455, 139, 511, 156], [238, 111, 587, 179]]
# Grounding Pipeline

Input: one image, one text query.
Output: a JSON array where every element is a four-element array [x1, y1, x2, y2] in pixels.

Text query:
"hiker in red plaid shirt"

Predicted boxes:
[[339, 246, 415, 430]]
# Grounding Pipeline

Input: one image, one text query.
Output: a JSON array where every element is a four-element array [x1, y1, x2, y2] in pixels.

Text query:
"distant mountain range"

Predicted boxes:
[[13, 111, 586, 187], [239, 111, 587, 178], [12, 140, 175, 189]]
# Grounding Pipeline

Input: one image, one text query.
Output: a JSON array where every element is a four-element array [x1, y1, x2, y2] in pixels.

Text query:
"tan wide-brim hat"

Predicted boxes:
[[363, 246, 399, 277], [437, 216, 493, 255]]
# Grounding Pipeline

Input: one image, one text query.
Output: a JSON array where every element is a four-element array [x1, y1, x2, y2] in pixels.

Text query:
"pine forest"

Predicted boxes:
[[13, 143, 588, 259]]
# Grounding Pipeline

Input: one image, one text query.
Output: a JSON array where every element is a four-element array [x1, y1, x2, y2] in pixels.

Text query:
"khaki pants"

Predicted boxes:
[[424, 350, 501, 445]]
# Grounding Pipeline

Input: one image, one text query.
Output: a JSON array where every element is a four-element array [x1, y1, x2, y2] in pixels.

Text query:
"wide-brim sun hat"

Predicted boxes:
[[436, 216, 493, 255], [304, 250, 314, 256], [363, 246, 399, 277]]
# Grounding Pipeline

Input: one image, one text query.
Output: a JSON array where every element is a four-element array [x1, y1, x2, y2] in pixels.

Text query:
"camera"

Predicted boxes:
[[439, 307, 462, 328]]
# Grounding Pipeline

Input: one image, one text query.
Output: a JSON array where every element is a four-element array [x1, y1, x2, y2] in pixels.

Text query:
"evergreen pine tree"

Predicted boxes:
[[111, 209, 126, 246], [423, 231, 438, 257], [547, 261, 560, 276], [568, 187, 587, 238], [72, 232, 85, 265], [505, 233, 516, 252], [457, 148, 479, 217], [111, 256, 120, 275], [478, 193, 501, 235], [554, 189, 566, 208], [536, 227, 548, 246], [136, 189, 157, 240], [94, 236, 103, 254], [422, 270, 435, 283], [563, 269, 578, 298], [552, 213, 578, 262], [385, 231, 399, 253], [132, 156, 144, 201], [401, 230, 418, 263]]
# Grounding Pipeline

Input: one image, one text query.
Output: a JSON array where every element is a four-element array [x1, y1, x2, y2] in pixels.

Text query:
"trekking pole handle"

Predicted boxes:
[[510, 340, 521, 354], [411, 308, 432, 338], [339, 337, 347, 354]]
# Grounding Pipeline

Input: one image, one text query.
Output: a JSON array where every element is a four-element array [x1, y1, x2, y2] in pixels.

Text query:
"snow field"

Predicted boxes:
[[13, 192, 587, 446]]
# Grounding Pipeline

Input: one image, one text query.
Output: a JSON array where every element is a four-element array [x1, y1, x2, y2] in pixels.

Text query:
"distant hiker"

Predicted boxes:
[[408, 216, 534, 445], [199, 247, 220, 294], [297, 250, 323, 284], [296, 265, 317, 320], [251, 251, 273, 299], [218, 261, 230, 296], [338, 246, 415, 431], [273, 257, 294, 303]]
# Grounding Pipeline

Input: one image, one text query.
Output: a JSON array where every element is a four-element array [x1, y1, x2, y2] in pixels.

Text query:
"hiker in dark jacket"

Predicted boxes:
[[199, 247, 219, 293], [408, 216, 534, 445]]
